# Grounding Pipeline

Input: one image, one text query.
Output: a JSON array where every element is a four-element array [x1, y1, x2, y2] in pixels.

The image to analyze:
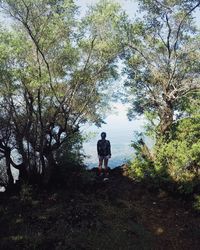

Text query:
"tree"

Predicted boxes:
[[124, 1, 200, 193], [0, 0, 123, 186], [124, 0, 200, 139]]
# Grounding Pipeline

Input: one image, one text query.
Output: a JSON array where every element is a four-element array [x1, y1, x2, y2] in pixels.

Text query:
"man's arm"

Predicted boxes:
[[108, 141, 111, 156], [97, 140, 101, 155]]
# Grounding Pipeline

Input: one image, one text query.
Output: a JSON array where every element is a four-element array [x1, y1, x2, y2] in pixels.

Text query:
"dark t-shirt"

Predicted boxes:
[[97, 139, 111, 156]]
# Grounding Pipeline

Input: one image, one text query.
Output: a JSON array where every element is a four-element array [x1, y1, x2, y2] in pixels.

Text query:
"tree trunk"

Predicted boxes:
[[158, 101, 174, 139], [11, 163, 28, 183], [5, 150, 14, 186], [16, 137, 29, 182], [43, 151, 56, 185]]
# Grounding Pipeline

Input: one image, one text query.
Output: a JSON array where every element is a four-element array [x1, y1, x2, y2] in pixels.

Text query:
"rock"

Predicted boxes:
[[158, 189, 168, 199]]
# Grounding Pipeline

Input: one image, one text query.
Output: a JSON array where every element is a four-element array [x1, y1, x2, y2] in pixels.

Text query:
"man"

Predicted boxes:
[[97, 132, 111, 177]]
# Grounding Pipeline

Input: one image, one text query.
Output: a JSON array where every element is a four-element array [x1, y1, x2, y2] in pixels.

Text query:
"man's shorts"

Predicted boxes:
[[98, 155, 111, 161]]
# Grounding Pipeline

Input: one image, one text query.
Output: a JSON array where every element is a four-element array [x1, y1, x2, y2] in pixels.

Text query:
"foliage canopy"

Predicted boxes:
[[0, 0, 124, 186]]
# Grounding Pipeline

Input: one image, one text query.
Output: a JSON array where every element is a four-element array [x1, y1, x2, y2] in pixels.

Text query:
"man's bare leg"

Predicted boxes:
[[104, 158, 109, 176], [98, 158, 103, 175]]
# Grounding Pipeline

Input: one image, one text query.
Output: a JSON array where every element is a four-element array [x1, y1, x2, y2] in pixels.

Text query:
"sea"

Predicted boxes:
[[82, 103, 151, 168]]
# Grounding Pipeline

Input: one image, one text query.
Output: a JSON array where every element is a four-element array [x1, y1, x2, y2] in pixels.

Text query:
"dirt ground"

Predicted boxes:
[[107, 167, 200, 250], [0, 166, 200, 250]]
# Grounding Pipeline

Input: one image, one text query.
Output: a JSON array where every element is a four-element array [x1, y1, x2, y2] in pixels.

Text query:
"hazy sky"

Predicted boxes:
[[76, 0, 139, 17], [75, 0, 143, 146]]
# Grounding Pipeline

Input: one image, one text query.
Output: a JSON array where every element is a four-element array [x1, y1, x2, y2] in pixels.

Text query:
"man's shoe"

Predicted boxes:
[[103, 177, 109, 182]]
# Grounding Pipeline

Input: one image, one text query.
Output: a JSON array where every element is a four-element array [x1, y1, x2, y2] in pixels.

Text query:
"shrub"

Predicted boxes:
[[154, 116, 200, 194], [193, 195, 200, 212], [20, 183, 33, 204], [0, 162, 8, 187], [128, 137, 156, 182], [51, 131, 86, 186], [128, 116, 200, 194]]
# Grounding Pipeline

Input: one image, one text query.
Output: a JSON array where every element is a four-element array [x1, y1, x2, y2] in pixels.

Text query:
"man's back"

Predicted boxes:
[[97, 139, 111, 156]]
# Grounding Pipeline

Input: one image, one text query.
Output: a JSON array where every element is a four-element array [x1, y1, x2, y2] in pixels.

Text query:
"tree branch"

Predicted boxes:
[[174, 1, 200, 53]]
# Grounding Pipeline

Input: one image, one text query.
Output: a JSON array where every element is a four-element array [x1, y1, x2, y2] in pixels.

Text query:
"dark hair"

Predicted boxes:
[[101, 132, 106, 138]]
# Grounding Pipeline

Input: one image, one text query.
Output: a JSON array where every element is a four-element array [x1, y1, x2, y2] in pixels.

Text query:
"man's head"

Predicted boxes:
[[101, 132, 106, 139]]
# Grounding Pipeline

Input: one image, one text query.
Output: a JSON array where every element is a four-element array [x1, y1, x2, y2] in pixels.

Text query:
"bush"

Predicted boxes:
[[56, 131, 85, 167], [20, 183, 33, 204], [154, 116, 200, 194], [128, 116, 200, 195], [193, 195, 200, 212], [51, 131, 86, 187], [0, 161, 8, 187], [128, 137, 157, 185]]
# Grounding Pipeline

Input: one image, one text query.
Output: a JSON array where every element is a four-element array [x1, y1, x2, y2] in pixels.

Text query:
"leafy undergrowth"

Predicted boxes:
[[0, 166, 200, 250]]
